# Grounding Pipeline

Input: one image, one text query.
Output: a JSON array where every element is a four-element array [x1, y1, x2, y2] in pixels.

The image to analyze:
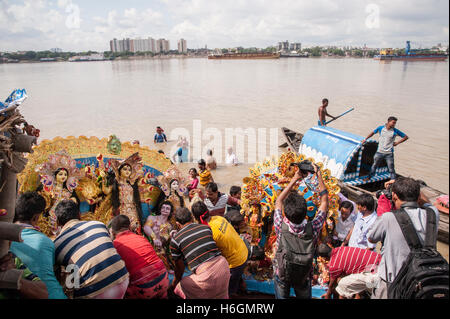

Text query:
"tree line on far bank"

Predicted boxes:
[[2, 46, 445, 62], [0, 50, 194, 62]]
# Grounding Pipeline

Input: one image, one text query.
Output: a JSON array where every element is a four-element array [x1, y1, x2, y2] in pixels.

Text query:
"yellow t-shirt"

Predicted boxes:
[[209, 216, 248, 268], [198, 169, 212, 187]]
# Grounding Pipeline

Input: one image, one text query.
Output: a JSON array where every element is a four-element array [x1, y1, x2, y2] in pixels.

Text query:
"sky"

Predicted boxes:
[[0, 0, 448, 52]]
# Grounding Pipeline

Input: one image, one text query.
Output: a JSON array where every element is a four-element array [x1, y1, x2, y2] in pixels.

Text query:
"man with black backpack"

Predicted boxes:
[[368, 177, 449, 299], [272, 161, 329, 299]]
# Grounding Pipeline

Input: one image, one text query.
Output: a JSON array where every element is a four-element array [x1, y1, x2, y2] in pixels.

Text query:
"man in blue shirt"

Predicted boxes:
[[154, 126, 167, 144], [362, 116, 409, 181]]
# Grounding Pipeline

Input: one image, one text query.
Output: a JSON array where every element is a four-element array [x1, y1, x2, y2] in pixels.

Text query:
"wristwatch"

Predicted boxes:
[[319, 189, 329, 197]]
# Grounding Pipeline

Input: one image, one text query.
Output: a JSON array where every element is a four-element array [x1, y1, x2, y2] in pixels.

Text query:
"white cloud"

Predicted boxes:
[[164, 0, 448, 48], [5, 0, 64, 34], [0, 1, 166, 51], [0, 0, 448, 51], [57, 0, 70, 9]]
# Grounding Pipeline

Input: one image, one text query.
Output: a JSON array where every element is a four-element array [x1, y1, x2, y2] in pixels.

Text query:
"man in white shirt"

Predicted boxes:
[[343, 194, 378, 250], [226, 147, 238, 166]]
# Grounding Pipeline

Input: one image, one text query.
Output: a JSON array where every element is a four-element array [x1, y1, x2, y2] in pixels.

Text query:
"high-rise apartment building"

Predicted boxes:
[[278, 41, 289, 52], [110, 39, 118, 52], [110, 37, 157, 53], [178, 39, 187, 53], [156, 39, 170, 53], [277, 41, 301, 52], [132, 37, 156, 53], [290, 42, 301, 51]]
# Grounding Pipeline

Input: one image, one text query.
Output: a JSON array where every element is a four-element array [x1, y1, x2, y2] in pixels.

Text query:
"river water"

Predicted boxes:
[[1, 57, 448, 193]]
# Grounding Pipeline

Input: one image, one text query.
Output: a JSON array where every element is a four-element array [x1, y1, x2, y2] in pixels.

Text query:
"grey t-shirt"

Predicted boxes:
[[367, 203, 439, 282], [373, 125, 406, 154]]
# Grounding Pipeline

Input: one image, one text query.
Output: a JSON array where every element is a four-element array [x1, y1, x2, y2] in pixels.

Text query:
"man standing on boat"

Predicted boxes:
[[318, 98, 336, 126], [362, 116, 409, 181]]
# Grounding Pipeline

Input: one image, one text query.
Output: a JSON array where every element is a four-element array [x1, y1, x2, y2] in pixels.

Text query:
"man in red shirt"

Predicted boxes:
[[110, 215, 169, 299], [319, 245, 381, 299]]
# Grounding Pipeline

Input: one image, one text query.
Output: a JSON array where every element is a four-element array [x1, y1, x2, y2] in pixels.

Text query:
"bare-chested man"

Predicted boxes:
[[318, 98, 336, 126]]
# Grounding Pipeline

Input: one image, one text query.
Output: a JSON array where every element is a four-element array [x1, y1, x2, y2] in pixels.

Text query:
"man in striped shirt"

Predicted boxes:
[[203, 182, 241, 217], [169, 207, 230, 299], [198, 159, 214, 187], [53, 200, 129, 299], [191, 201, 248, 297], [319, 245, 381, 299]]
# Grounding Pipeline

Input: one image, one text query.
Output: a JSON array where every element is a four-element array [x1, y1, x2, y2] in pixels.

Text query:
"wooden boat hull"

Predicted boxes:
[[280, 127, 303, 151], [280, 127, 449, 244]]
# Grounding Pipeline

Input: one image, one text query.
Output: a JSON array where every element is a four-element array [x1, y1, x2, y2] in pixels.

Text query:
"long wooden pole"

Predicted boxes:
[[325, 107, 354, 125]]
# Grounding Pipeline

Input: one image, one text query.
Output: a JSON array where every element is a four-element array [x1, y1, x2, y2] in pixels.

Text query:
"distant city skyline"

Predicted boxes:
[[0, 0, 448, 52], [110, 37, 170, 53]]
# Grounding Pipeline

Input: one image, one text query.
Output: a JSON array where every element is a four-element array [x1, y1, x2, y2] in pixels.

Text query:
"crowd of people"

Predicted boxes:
[[1, 155, 443, 300], [0, 123, 446, 300]]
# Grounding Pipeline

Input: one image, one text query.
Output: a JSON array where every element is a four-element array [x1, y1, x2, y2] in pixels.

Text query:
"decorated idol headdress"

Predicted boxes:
[[36, 150, 82, 192], [157, 165, 188, 196], [110, 152, 144, 184]]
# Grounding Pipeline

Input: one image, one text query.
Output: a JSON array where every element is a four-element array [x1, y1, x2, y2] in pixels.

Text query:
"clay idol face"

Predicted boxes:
[[160, 204, 171, 217], [171, 180, 179, 191], [120, 164, 132, 179], [107, 135, 122, 155], [56, 169, 68, 184]]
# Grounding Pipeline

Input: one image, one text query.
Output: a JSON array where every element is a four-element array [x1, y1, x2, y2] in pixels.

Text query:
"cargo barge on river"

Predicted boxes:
[[208, 52, 280, 59], [374, 41, 448, 61]]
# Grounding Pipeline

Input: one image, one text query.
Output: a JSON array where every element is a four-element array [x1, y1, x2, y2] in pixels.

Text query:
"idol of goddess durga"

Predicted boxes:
[[36, 150, 82, 236], [157, 165, 189, 223], [103, 153, 145, 235]]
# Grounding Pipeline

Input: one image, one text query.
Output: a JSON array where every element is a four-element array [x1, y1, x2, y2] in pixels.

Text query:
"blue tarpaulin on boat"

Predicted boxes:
[[299, 126, 363, 180], [299, 126, 390, 186], [299, 126, 377, 181]]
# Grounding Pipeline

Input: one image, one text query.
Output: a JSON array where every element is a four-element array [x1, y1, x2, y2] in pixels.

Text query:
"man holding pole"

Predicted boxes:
[[318, 98, 336, 126]]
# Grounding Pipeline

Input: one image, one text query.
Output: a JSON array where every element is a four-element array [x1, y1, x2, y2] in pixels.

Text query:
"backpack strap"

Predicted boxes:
[[424, 207, 437, 249], [304, 221, 313, 239], [393, 208, 422, 250], [280, 220, 313, 239]]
